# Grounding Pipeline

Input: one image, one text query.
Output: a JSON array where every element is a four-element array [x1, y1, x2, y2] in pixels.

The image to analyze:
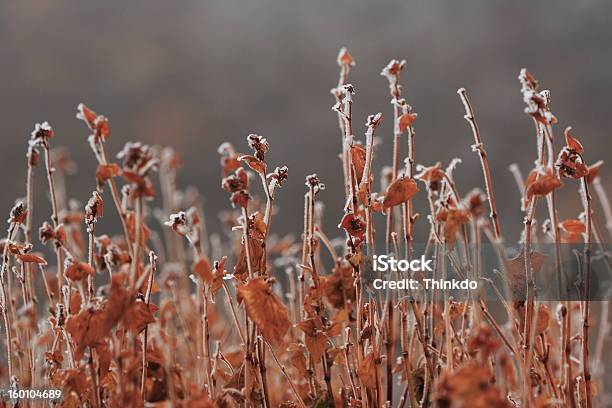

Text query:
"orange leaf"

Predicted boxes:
[[357, 353, 378, 389], [399, 112, 417, 132], [193, 256, 213, 285], [350, 145, 366, 182], [337, 48, 355, 67], [296, 318, 328, 361], [17, 253, 47, 265], [339, 213, 366, 239], [238, 155, 266, 174], [236, 277, 291, 346], [383, 177, 418, 210], [65, 261, 94, 282], [95, 163, 121, 189], [525, 171, 563, 201], [564, 127, 584, 153]]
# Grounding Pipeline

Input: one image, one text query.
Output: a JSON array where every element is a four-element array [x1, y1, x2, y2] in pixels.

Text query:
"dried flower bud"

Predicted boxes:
[[465, 189, 486, 218], [231, 190, 251, 208], [518, 68, 557, 125], [164, 211, 190, 236], [8, 202, 27, 225], [39, 221, 66, 246], [556, 128, 588, 180], [365, 112, 383, 129], [247, 134, 269, 161], [117, 141, 159, 176], [222, 168, 249, 193], [30, 122, 54, 146], [85, 191, 104, 225], [381, 59, 406, 81], [337, 47, 355, 67], [305, 174, 325, 195], [268, 166, 289, 187]]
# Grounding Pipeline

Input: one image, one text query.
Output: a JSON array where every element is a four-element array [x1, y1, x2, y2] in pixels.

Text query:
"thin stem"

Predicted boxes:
[[457, 88, 502, 240]]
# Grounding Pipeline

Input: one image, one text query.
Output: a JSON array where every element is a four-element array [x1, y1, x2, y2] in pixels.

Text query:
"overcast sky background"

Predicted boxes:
[[1, 0, 611, 243]]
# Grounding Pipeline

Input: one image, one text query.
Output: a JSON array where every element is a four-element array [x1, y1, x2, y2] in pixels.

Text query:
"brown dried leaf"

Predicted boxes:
[[193, 256, 213, 285], [350, 145, 366, 182], [505, 251, 547, 301], [433, 360, 510, 407], [525, 171, 563, 202], [65, 261, 94, 282], [399, 112, 417, 132], [236, 277, 291, 345], [238, 154, 266, 174], [357, 352, 378, 389], [95, 163, 121, 189], [383, 177, 418, 210], [296, 318, 328, 361], [339, 213, 366, 239], [564, 127, 584, 154], [17, 253, 47, 264]]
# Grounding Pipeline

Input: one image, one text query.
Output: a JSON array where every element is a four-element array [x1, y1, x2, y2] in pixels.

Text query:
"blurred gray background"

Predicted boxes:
[[1, 0, 611, 243]]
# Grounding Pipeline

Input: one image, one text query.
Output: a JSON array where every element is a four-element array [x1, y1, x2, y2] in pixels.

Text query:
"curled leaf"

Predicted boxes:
[[350, 145, 366, 182], [399, 112, 417, 132], [339, 213, 366, 239], [383, 177, 418, 210], [564, 127, 584, 154], [95, 163, 121, 190], [17, 253, 47, 265], [236, 277, 291, 345], [238, 155, 266, 174], [525, 171, 563, 202]]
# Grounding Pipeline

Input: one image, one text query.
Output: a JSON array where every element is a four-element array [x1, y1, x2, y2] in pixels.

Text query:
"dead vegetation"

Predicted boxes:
[[0, 48, 610, 407]]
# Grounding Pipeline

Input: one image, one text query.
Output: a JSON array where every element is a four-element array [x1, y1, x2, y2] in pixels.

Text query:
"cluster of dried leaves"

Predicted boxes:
[[0, 48, 610, 408]]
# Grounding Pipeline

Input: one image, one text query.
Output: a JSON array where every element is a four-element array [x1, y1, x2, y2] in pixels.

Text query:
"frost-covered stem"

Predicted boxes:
[[87, 222, 95, 302], [141, 251, 157, 401], [361, 118, 378, 253], [25, 154, 36, 303], [522, 195, 537, 403], [222, 281, 245, 345], [540, 123, 565, 301], [333, 57, 352, 198], [404, 126, 416, 259], [386, 299, 394, 405], [1, 224, 17, 382], [580, 175, 593, 408], [241, 207, 254, 279], [386, 81, 403, 252], [43, 144, 65, 294], [129, 196, 143, 288], [97, 143, 133, 254], [457, 88, 502, 240], [259, 172, 273, 275]]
